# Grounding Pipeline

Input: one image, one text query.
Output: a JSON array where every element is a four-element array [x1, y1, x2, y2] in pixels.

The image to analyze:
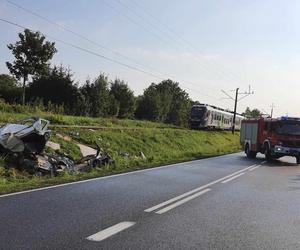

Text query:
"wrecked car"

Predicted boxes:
[[0, 118, 50, 154], [26, 144, 114, 176], [0, 117, 114, 176]]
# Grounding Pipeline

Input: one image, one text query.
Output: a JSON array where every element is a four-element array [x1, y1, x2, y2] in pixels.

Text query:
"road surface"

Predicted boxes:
[[1, 152, 300, 249]]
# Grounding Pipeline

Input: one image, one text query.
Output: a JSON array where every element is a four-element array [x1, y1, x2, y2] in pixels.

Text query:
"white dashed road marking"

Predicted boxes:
[[248, 165, 261, 171], [155, 188, 211, 214], [87, 222, 136, 242], [145, 163, 260, 213], [221, 173, 245, 183]]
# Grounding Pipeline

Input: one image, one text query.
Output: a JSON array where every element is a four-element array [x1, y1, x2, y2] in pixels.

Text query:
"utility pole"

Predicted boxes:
[[270, 103, 275, 118], [232, 88, 239, 134], [221, 85, 254, 134]]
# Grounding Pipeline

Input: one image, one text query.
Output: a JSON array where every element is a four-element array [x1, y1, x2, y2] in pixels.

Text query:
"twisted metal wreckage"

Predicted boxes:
[[0, 118, 114, 175]]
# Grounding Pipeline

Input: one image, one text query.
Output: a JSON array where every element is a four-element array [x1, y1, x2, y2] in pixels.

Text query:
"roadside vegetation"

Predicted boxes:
[[0, 102, 176, 128], [0, 112, 240, 194]]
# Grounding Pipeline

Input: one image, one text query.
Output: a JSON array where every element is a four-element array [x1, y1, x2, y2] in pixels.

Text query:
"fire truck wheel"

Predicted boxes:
[[245, 144, 257, 158], [264, 144, 273, 161]]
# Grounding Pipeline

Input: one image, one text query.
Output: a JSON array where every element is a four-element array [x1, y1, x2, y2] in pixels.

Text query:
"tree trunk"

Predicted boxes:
[[22, 77, 26, 105]]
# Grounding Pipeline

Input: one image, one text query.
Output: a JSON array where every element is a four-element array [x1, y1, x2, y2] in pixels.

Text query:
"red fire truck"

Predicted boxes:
[[240, 117, 300, 163]]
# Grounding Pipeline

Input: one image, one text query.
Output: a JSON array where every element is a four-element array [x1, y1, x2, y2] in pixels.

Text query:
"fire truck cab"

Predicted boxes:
[[240, 117, 300, 164]]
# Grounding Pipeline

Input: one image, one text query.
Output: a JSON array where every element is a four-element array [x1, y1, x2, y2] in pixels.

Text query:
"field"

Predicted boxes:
[[0, 106, 241, 194]]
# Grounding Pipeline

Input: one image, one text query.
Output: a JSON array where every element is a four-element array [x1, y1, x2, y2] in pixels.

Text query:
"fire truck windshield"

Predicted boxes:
[[274, 121, 300, 136]]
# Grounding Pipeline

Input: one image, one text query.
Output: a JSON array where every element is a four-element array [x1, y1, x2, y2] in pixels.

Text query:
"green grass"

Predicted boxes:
[[0, 127, 240, 194], [0, 110, 175, 128], [63, 128, 240, 165], [48, 135, 82, 160], [0, 105, 241, 194]]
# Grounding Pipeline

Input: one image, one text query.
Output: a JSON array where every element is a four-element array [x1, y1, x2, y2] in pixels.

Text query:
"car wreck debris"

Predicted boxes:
[[0, 118, 114, 176], [0, 118, 50, 154]]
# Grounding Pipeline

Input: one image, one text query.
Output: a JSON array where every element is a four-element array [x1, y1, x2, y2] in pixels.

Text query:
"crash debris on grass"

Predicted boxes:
[[46, 141, 60, 150], [0, 118, 114, 176]]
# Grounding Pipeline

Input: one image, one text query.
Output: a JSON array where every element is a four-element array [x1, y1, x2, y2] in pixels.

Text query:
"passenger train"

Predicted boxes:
[[188, 104, 244, 130]]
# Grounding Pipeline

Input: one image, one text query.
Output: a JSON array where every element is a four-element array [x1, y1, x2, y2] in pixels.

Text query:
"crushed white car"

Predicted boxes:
[[0, 118, 50, 154], [0, 117, 114, 176]]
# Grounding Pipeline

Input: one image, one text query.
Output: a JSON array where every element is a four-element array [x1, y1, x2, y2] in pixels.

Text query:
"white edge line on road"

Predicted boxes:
[[248, 165, 261, 172], [221, 173, 245, 184], [144, 163, 258, 212], [86, 221, 135, 242], [155, 188, 211, 214], [0, 152, 248, 199]]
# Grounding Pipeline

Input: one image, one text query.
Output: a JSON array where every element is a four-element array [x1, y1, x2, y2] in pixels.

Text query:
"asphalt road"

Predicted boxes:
[[1, 152, 300, 250]]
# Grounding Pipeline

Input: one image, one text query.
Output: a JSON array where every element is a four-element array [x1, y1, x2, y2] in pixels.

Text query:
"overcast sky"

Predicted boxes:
[[1, 0, 300, 116]]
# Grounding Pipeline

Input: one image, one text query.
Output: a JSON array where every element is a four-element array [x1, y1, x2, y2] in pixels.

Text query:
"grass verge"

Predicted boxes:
[[0, 126, 240, 194]]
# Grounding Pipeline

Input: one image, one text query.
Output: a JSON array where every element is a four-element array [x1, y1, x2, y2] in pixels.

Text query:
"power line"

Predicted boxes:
[[221, 85, 254, 133], [129, 0, 245, 83], [102, 0, 174, 47], [6, 0, 245, 109], [0, 17, 223, 103], [0, 18, 164, 79], [115, 0, 179, 46], [5, 0, 228, 102], [5, 0, 168, 77], [101, 0, 242, 91]]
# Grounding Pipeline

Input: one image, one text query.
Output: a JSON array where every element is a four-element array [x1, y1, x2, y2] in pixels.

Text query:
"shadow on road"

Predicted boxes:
[[265, 159, 298, 168], [236, 155, 265, 165], [238, 153, 298, 168]]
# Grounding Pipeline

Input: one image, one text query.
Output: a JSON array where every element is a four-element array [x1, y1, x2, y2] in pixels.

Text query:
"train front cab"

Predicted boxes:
[[189, 106, 208, 129]]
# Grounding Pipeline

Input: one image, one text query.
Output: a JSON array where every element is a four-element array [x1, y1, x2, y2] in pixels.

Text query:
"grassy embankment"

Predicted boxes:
[[0, 105, 240, 194]]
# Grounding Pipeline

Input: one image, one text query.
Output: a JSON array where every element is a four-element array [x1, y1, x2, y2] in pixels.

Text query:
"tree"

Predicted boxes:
[[243, 107, 251, 117], [251, 108, 262, 118], [135, 83, 162, 121], [243, 107, 262, 118], [27, 65, 82, 114], [0, 74, 21, 103], [6, 29, 57, 104], [135, 79, 192, 126], [80, 74, 110, 117], [109, 79, 135, 118]]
